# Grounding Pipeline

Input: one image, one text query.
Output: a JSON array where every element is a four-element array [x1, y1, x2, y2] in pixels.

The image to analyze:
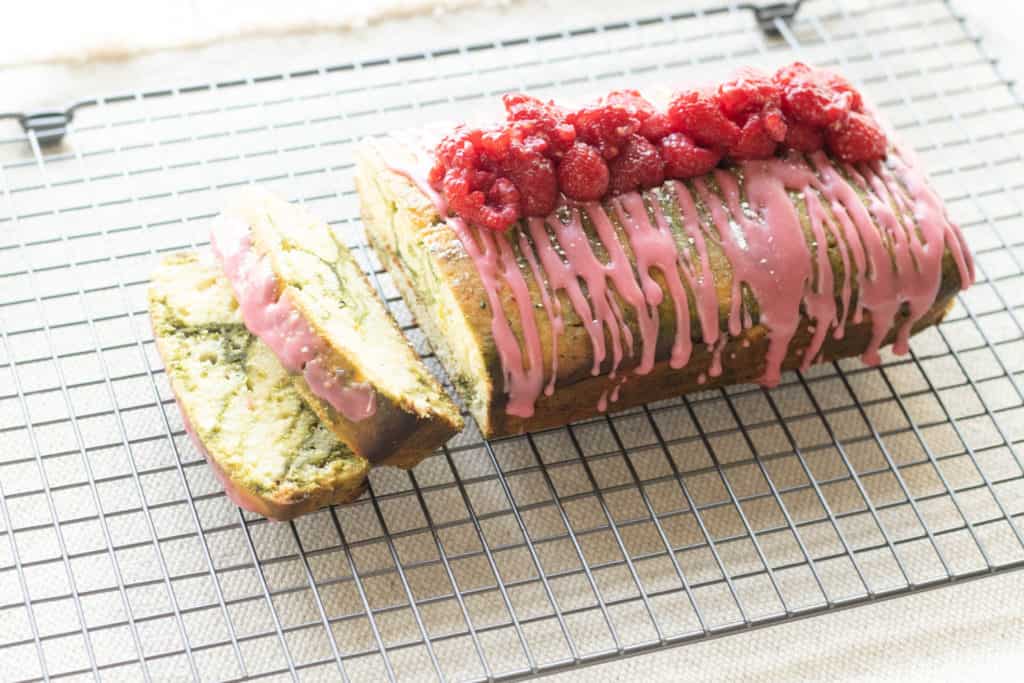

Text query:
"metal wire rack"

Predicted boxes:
[[0, 0, 1022, 680]]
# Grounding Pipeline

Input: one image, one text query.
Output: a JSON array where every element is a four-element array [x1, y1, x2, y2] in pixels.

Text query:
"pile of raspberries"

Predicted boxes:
[[427, 62, 887, 231]]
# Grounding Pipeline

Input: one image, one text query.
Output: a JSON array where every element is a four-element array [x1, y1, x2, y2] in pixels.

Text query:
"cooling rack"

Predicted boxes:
[[1, 0, 1022, 680]]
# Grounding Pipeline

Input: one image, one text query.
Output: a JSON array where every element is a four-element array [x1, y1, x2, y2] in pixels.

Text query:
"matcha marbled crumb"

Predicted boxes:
[[150, 251, 368, 502]]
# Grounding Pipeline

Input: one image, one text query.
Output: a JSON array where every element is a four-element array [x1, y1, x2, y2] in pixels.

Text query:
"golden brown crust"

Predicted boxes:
[[356, 141, 966, 439], [261, 479, 369, 521], [291, 373, 458, 469]]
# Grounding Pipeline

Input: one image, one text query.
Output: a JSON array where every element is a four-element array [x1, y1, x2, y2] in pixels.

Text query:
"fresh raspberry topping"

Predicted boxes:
[[667, 88, 741, 150], [730, 114, 779, 160], [825, 110, 888, 163], [660, 133, 721, 178], [428, 63, 885, 231], [504, 153, 559, 216], [502, 93, 576, 157], [608, 134, 665, 194], [718, 67, 780, 122], [606, 90, 673, 141], [639, 111, 673, 142], [569, 98, 643, 159], [820, 70, 863, 113], [775, 61, 858, 127], [558, 143, 610, 201], [444, 167, 520, 232], [783, 121, 826, 153]]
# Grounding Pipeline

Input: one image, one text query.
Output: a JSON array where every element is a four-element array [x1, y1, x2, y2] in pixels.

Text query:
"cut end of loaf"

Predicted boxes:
[[214, 187, 463, 465], [355, 143, 497, 436]]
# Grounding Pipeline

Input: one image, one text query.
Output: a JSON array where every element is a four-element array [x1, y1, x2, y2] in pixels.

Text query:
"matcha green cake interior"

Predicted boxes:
[[234, 189, 461, 422], [149, 252, 369, 501]]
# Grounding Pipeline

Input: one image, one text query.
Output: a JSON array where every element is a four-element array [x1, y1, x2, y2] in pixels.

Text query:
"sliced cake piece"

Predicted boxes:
[[209, 187, 463, 468], [149, 252, 370, 521]]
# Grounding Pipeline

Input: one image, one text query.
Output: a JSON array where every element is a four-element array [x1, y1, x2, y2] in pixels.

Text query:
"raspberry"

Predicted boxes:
[[443, 168, 520, 232], [780, 84, 848, 127], [729, 114, 778, 160], [825, 111, 887, 163], [774, 61, 812, 87], [503, 153, 559, 216], [502, 93, 576, 157], [432, 68, 878, 230], [667, 88, 741, 150], [558, 143, 610, 201], [569, 100, 642, 160], [487, 176, 520, 206], [783, 121, 825, 153], [775, 62, 853, 127], [821, 70, 864, 113], [605, 89, 655, 117], [639, 111, 673, 142], [762, 109, 788, 142], [608, 134, 665, 194], [660, 133, 721, 178], [718, 67, 780, 122], [604, 89, 674, 142]]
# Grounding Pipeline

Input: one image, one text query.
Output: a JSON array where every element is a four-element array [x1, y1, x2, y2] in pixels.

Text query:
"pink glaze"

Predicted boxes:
[[669, 181, 722, 345], [447, 217, 545, 418], [518, 229, 562, 397], [210, 217, 376, 422], [616, 194, 691, 370], [391, 141, 973, 416], [587, 201, 658, 375], [547, 209, 630, 377]]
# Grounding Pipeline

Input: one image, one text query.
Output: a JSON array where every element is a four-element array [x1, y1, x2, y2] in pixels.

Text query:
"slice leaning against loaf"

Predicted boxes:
[[149, 252, 370, 521], [355, 138, 974, 438], [209, 187, 463, 468]]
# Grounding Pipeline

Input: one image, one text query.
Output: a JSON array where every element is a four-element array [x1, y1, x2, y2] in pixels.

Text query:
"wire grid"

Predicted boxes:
[[0, 0, 1023, 680]]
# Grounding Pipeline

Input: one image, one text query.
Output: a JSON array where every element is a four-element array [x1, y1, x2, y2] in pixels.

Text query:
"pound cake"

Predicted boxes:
[[149, 252, 370, 521], [210, 188, 463, 468], [355, 63, 976, 437]]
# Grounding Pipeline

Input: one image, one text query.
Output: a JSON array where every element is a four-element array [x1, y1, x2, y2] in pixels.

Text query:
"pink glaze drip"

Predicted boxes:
[[586, 201, 660, 375], [210, 217, 376, 422], [543, 208, 629, 376], [616, 193, 693, 369], [670, 181, 723, 350], [611, 376, 626, 403], [803, 188, 852, 341], [518, 229, 562, 397], [391, 142, 974, 416], [597, 376, 627, 413], [708, 335, 727, 379], [527, 215, 608, 377], [447, 217, 545, 417]]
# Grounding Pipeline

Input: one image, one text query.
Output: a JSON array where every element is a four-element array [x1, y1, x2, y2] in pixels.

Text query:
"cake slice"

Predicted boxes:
[[149, 252, 370, 521], [209, 188, 463, 468]]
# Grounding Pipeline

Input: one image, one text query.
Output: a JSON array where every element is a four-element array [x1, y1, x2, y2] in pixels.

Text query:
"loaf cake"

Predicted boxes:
[[210, 188, 463, 468], [355, 64, 976, 437], [149, 252, 370, 521]]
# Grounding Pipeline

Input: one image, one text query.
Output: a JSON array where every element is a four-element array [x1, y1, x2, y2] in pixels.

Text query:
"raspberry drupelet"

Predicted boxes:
[[428, 62, 887, 232]]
